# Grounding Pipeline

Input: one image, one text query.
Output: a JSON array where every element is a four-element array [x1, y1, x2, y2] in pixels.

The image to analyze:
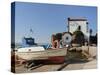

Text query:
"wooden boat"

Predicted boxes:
[[15, 48, 67, 61]]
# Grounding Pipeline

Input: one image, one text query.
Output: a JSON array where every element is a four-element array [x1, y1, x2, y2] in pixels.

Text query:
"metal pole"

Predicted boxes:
[[88, 36, 89, 54]]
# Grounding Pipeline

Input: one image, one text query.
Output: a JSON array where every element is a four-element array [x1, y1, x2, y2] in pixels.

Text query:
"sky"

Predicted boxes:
[[13, 2, 97, 44]]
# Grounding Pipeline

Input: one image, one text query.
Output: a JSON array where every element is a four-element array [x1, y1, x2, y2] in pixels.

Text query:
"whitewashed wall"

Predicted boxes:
[[69, 20, 89, 40]]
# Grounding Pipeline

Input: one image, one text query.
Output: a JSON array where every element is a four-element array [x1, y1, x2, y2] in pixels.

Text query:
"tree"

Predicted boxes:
[[72, 27, 85, 45]]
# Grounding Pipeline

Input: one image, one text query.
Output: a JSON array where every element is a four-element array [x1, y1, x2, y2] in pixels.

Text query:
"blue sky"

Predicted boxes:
[[14, 2, 97, 43]]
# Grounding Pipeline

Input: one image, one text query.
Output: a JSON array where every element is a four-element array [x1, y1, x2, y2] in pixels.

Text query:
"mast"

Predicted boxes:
[[30, 28, 33, 38]]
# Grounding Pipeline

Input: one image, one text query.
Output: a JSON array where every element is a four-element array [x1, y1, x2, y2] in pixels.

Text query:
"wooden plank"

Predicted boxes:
[[31, 62, 70, 72], [57, 62, 70, 71], [15, 48, 67, 60], [28, 64, 44, 71], [31, 64, 64, 72]]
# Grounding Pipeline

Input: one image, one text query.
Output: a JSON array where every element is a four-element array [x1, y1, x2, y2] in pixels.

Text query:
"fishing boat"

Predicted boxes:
[[14, 29, 67, 61], [15, 48, 67, 60]]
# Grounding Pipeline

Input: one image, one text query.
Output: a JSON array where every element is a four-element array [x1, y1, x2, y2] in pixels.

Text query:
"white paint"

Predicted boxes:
[[17, 46, 45, 52], [68, 20, 89, 36]]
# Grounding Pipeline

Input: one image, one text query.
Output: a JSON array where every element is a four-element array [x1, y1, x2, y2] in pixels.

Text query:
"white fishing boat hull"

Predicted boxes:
[[15, 48, 67, 60]]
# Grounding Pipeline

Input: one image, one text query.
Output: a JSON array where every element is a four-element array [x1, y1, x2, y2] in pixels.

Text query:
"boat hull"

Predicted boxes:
[[15, 48, 67, 60]]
